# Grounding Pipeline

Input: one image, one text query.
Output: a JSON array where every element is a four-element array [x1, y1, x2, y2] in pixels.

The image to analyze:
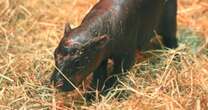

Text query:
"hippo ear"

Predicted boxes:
[[64, 23, 72, 37], [92, 35, 111, 48]]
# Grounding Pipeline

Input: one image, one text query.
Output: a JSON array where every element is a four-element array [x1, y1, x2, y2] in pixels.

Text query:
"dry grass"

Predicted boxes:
[[0, 0, 208, 109]]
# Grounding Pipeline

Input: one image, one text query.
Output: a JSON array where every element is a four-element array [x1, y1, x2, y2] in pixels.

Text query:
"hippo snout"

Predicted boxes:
[[50, 69, 76, 91]]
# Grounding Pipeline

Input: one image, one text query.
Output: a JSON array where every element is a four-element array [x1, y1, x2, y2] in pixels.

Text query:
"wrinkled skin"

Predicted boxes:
[[51, 33, 110, 91], [50, 0, 178, 96]]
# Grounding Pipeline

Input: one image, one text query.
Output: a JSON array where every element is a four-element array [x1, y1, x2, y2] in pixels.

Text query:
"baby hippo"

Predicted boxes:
[[50, 0, 178, 96]]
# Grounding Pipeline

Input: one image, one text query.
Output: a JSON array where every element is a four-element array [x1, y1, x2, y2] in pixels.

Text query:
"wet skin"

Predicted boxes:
[[50, 0, 178, 97]]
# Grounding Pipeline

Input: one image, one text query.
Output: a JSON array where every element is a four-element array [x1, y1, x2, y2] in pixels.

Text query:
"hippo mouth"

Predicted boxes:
[[50, 67, 75, 91], [56, 80, 77, 91], [50, 65, 89, 91]]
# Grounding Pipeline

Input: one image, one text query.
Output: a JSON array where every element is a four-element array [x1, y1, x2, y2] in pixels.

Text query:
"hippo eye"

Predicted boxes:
[[72, 43, 80, 48], [73, 58, 82, 66], [62, 45, 79, 55]]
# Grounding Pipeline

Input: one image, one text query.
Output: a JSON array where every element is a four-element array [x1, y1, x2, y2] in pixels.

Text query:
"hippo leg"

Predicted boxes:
[[84, 59, 108, 101], [91, 60, 108, 91], [158, 0, 178, 49], [102, 53, 136, 95]]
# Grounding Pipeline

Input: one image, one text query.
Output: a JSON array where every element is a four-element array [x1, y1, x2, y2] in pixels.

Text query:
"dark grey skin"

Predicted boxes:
[[50, 0, 178, 98]]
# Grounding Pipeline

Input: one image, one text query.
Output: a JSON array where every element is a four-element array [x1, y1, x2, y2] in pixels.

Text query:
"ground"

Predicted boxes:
[[0, 0, 208, 109]]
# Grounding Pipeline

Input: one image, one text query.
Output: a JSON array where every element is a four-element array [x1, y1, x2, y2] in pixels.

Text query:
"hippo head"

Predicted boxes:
[[50, 23, 110, 91]]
